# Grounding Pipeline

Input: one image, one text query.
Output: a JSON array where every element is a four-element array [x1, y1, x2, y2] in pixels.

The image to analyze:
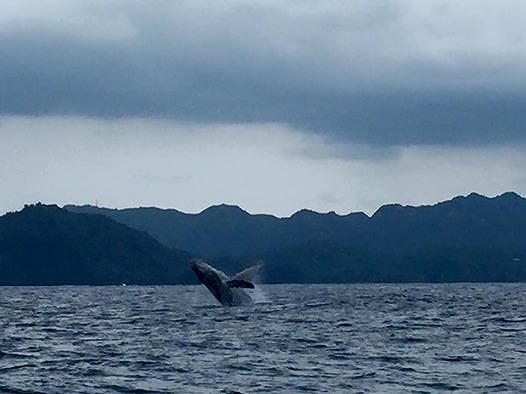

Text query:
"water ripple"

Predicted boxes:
[[0, 283, 525, 392]]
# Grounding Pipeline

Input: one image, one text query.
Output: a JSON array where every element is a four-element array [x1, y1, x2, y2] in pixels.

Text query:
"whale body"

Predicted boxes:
[[191, 260, 261, 306]]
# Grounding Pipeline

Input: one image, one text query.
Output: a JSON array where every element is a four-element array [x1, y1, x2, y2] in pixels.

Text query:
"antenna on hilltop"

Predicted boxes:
[[96, 198, 99, 207]]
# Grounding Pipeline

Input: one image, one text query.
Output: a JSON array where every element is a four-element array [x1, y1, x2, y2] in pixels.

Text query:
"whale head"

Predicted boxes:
[[191, 259, 222, 283], [190, 259, 206, 278]]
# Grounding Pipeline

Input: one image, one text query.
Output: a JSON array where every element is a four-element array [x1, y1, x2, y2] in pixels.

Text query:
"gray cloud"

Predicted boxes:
[[1, 116, 526, 217], [1, 1, 526, 146]]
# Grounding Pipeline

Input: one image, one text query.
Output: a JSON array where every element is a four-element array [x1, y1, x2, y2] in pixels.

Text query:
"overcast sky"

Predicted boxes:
[[1, 1, 526, 216]]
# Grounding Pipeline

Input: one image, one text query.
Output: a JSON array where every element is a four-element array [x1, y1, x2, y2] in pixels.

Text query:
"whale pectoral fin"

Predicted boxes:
[[232, 263, 262, 281], [226, 279, 255, 289]]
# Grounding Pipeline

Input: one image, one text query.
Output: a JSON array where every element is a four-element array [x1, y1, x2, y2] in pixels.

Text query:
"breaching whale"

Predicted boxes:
[[191, 259, 262, 306]]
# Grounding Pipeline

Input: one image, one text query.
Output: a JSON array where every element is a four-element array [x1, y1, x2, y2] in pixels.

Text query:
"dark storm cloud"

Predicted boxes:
[[1, 1, 526, 146]]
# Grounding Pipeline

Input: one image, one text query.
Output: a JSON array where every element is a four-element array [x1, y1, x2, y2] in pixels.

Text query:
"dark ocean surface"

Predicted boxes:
[[1, 283, 525, 393]]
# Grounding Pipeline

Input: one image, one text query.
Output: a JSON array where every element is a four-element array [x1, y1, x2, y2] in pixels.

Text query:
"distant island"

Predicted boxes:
[[1, 192, 525, 285]]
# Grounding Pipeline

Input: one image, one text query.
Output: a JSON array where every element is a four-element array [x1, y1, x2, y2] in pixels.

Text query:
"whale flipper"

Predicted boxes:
[[232, 264, 262, 282], [226, 279, 255, 289]]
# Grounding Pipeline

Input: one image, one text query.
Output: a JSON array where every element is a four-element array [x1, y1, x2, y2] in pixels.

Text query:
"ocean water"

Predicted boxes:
[[0, 283, 525, 393]]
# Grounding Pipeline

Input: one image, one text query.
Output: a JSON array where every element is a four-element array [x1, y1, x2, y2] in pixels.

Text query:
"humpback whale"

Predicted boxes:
[[191, 260, 262, 306]]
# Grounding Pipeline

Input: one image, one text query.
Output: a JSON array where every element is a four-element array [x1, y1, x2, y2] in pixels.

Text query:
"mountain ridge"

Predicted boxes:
[[0, 203, 194, 285], [64, 191, 526, 258], [2, 192, 526, 284], [65, 191, 525, 219]]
